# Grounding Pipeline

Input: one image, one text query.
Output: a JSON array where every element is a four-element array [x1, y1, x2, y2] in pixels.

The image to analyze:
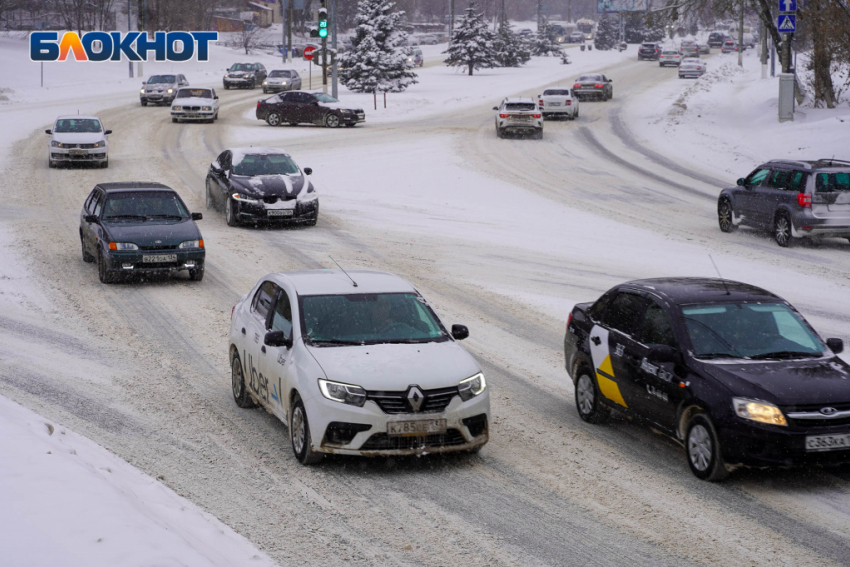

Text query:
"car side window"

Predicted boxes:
[[252, 281, 278, 324], [788, 171, 806, 192], [281, 92, 297, 102], [216, 150, 230, 170], [601, 292, 648, 337], [767, 170, 790, 189], [92, 192, 104, 216], [84, 190, 97, 213], [637, 301, 677, 348], [270, 290, 293, 338], [746, 168, 771, 187]]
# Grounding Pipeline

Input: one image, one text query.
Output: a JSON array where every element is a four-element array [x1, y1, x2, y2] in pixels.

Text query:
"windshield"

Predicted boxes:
[[102, 191, 189, 220], [268, 70, 291, 78], [233, 153, 299, 176], [229, 64, 251, 71], [578, 75, 602, 81], [176, 88, 211, 99], [315, 93, 339, 103], [301, 292, 448, 345], [147, 75, 176, 84], [54, 119, 102, 133], [682, 302, 825, 360]]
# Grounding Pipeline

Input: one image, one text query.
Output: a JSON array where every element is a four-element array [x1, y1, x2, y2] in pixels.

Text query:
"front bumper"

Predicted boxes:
[[720, 418, 850, 467], [171, 110, 215, 121], [141, 93, 174, 104], [235, 197, 318, 223], [224, 77, 254, 87], [103, 249, 205, 274], [50, 148, 107, 162], [306, 388, 491, 456], [263, 83, 290, 92]]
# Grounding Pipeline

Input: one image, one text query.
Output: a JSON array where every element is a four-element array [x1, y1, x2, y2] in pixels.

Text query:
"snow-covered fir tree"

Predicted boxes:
[[594, 14, 619, 51], [529, 18, 562, 57], [337, 0, 417, 93], [493, 20, 530, 67], [443, 2, 497, 76]]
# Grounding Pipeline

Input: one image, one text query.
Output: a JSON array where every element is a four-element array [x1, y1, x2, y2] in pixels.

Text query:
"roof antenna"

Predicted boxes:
[[709, 254, 730, 295], [330, 256, 358, 287]]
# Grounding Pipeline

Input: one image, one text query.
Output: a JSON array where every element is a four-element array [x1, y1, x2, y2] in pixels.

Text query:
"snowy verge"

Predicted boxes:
[[0, 394, 278, 567], [624, 49, 850, 178]]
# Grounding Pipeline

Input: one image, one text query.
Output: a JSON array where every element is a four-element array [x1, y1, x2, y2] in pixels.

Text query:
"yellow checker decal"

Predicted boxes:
[[596, 371, 628, 408]]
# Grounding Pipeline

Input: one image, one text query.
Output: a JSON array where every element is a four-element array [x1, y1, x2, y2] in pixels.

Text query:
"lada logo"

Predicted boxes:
[[407, 386, 424, 412], [820, 407, 838, 416]]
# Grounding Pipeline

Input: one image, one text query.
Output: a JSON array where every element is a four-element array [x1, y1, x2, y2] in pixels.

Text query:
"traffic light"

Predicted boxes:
[[310, 27, 319, 38], [318, 6, 328, 39]]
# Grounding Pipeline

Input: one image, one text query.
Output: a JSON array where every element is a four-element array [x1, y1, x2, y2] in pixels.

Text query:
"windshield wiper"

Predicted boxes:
[[308, 339, 364, 346], [146, 214, 184, 220], [694, 353, 740, 360], [103, 214, 147, 221], [747, 351, 822, 360]]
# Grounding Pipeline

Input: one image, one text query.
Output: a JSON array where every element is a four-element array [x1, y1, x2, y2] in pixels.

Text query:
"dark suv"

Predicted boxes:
[[707, 32, 728, 48], [637, 43, 660, 60], [718, 159, 850, 247]]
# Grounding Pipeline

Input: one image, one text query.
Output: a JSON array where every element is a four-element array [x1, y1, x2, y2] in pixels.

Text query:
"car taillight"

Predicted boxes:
[[797, 192, 812, 208], [539, 100, 544, 106], [499, 113, 510, 118], [697, 67, 702, 70], [566, 100, 571, 105], [573, 84, 581, 88], [532, 114, 541, 118], [231, 305, 235, 320], [257, 101, 261, 108], [566, 313, 573, 332], [594, 84, 604, 88]]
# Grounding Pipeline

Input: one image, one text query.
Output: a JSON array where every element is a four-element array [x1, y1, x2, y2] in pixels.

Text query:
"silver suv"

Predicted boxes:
[[718, 159, 850, 247], [140, 74, 188, 106], [493, 97, 543, 139]]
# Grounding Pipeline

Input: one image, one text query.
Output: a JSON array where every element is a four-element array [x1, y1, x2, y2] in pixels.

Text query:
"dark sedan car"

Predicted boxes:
[[256, 91, 365, 128], [572, 74, 613, 101], [564, 278, 849, 481], [80, 183, 205, 283], [223, 62, 267, 89], [205, 147, 319, 227]]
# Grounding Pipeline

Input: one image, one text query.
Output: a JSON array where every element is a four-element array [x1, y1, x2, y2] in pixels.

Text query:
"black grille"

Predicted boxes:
[[360, 429, 467, 451], [462, 414, 488, 438], [784, 402, 850, 428], [187, 106, 200, 111], [139, 244, 178, 251], [79, 143, 98, 149], [323, 422, 372, 446], [366, 386, 458, 415]]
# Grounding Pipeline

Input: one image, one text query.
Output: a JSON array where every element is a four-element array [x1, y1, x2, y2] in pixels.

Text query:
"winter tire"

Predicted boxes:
[[231, 351, 256, 408], [686, 413, 729, 481], [172, 118, 178, 123], [140, 99, 147, 106], [189, 267, 204, 282], [575, 368, 609, 424], [48, 158, 56, 169], [225, 197, 239, 227], [249, 80, 256, 89], [81, 235, 94, 263], [97, 251, 115, 284], [774, 212, 792, 247], [324, 113, 341, 128], [223, 83, 230, 90], [267, 111, 282, 127], [305, 203, 319, 226], [291, 395, 322, 465], [534, 130, 543, 140], [101, 158, 108, 169], [205, 181, 215, 210], [718, 199, 737, 233], [262, 88, 268, 94]]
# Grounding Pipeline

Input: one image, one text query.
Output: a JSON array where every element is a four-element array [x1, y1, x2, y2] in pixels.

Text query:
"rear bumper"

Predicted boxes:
[[793, 210, 850, 237]]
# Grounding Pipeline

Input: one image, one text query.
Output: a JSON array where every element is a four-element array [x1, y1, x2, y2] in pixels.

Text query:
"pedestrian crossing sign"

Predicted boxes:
[[778, 14, 796, 33]]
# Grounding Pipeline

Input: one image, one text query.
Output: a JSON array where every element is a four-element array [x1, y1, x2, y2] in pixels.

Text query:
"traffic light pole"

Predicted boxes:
[[331, 0, 338, 99]]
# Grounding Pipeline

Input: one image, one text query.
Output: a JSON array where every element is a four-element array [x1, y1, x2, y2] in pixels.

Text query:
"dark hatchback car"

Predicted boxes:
[[205, 147, 319, 227], [564, 278, 849, 481], [256, 91, 365, 128], [718, 159, 850, 247], [637, 42, 660, 60], [80, 183, 205, 283]]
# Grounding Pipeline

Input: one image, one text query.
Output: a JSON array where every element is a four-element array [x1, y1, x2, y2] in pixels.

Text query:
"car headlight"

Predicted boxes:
[[179, 239, 204, 249], [202, 106, 212, 111], [281, 81, 287, 85], [733, 398, 787, 426], [140, 88, 145, 94], [51, 141, 62, 147], [231, 192, 259, 204], [172, 106, 182, 111], [318, 379, 367, 407], [458, 372, 486, 401], [167, 88, 173, 93], [109, 242, 138, 251]]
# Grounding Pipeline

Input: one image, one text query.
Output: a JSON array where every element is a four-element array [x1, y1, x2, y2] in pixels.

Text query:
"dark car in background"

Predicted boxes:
[[205, 147, 319, 227], [223, 62, 267, 89], [638, 43, 660, 60], [564, 277, 849, 481], [256, 91, 365, 128], [718, 159, 850, 247], [708, 32, 728, 47], [79, 183, 205, 283], [573, 73, 613, 101]]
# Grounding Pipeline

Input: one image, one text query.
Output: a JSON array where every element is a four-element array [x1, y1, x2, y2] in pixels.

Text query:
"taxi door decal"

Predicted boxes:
[[588, 325, 628, 408]]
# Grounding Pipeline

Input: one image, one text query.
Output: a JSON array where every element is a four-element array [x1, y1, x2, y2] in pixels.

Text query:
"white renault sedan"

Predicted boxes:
[[45, 115, 111, 168], [229, 270, 490, 464], [171, 87, 219, 123]]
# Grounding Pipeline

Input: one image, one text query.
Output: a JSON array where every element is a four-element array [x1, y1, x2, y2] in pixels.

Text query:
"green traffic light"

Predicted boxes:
[[319, 28, 328, 38]]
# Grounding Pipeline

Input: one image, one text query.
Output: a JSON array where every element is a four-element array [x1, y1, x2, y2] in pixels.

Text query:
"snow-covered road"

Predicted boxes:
[[2, 43, 850, 566]]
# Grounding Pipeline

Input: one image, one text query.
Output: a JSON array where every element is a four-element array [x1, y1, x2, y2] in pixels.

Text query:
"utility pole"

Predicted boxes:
[[136, 0, 145, 77], [288, 0, 294, 63], [127, 0, 133, 78], [737, 0, 744, 67], [760, 15, 768, 78], [331, 0, 338, 98], [449, 0, 454, 42]]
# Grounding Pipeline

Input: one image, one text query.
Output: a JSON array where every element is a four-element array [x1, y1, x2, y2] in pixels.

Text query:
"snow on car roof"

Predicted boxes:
[[278, 270, 417, 296], [229, 147, 292, 167]]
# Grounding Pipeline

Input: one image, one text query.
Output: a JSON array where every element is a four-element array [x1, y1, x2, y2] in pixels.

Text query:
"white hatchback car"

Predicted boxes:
[[229, 270, 490, 464], [537, 88, 580, 120], [45, 115, 111, 168], [171, 87, 219, 123]]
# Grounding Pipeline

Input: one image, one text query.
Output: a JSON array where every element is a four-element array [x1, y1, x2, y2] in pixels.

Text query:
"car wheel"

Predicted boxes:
[[140, 99, 147, 106], [100, 158, 108, 169], [225, 197, 239, 227], [205, 181, 215, 210], [774, 212, 792, 247], [305, 203, 319, 226], [267, 111, 283, 127], [81, 235, 94, 263], [575, 368, 609, 424], [495, 126, 502, 138], [189, 266, 204, 281], [324, 113, 341, 128], [231, 351, 256, 408], [97, 250, 115, 284], [535, 130, 543, 140], [291, 395, 323, 465], [686, 413, 729, 481], [48, 158, 56, 169], [718, 199, 737, 232], [262, 88, 268, 94], [249, 80, 256, 89], [172, 118, 178, 123], [223, 83, 230, 90]]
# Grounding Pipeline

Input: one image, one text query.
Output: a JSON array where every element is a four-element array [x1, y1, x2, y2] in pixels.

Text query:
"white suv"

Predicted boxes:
[[494, 97, 543, 139], [229, 270, 490, 464], [45, 115, 111, 168]]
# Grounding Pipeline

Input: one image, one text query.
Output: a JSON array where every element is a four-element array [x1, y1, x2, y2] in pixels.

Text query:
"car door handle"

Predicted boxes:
[[241, 328, 246, 335], [591, 336, 601, 346], [261, 346, 266, 354]]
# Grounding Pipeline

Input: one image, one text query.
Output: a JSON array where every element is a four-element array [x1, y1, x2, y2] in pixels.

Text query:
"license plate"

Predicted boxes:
[[70, 149, 86, 156], [806, 433, 850, 452], [388, 419, 447, 437], [549, 102, 561, 106], [267, 209, 294, 217], [142, 254, 177, 263]]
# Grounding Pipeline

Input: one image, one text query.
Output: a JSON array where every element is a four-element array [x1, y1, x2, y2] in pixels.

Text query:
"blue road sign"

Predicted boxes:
[[778, 0, 796, 12], [777, 14, 796, 33]]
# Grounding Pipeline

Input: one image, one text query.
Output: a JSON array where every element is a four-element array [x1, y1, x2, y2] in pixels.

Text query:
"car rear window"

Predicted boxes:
[[662, 51, 678, 55], [641, 44, 655, 48], [505, 103, 536, 111], [816, 172, 850, 192], [543, 89, 570, 96], [578, 75, 602, 81]]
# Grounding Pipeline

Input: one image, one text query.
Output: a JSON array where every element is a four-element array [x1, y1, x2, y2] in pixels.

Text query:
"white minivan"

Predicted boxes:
[[229, 270, 490, 464]]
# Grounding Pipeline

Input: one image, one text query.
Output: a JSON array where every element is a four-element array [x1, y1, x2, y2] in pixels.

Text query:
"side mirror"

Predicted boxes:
[[45, 129, 52, 134], [84, 214, 99, 224], [210, 162, 223, 175], [191, 212, 203, 221], [827, 338, 844, 355], [451, 324, 469, 341], [303, 167, 312, 175], [647, 345, 677, 363], [736, 178, 746, 186], [214, 95, 219, 100], [104, 129, 112, 135], [492, 107, 499, 111], [265, 330, 293, 349]]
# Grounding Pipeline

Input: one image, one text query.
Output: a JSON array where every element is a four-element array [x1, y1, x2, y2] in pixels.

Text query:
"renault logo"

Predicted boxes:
[[820, 407, 838, 416], [407, 386, 424, 413]]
